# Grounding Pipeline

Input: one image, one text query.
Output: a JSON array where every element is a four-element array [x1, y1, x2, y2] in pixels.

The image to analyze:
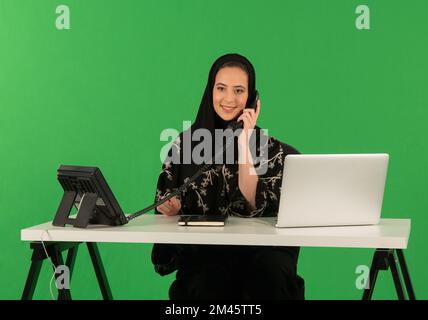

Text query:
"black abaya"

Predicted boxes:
[[151, 53, 305, 300]]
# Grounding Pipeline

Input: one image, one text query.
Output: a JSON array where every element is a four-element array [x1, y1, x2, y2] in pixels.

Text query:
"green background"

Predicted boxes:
[[0, 0, 427, 299]]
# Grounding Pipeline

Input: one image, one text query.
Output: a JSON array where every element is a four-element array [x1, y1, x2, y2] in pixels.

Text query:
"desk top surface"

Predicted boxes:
[[21, 215, 411, 249]]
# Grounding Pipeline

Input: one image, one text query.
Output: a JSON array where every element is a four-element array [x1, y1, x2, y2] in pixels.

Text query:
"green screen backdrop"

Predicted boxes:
[[0, 0, 427, 299]]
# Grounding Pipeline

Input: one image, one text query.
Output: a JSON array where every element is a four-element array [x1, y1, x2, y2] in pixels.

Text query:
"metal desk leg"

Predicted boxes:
[[21, 256, 43, 300], [22, 242, 112, 300], [66, 246, 79, 282], [362, 249, 389, 300], [87, 242, 113, 300], [362, 248, 416, 300], [22, 242, 79, 300], [388, 252, 405, 300], [50, 246, 72, 300], [396, 249, 416, 300]]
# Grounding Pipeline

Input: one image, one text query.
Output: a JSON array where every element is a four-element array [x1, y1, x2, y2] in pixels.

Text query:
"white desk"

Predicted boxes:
[[20, 215, 415, 300], [21, 215, 411, 249]]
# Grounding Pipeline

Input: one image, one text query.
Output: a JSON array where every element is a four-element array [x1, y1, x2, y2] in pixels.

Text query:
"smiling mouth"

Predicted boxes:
[[220, 105, 237, 112]]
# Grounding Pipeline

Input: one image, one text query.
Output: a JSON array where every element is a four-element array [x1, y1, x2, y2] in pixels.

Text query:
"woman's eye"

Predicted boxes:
[[236, 89, 244, 94], [217, 87, 224, 91]]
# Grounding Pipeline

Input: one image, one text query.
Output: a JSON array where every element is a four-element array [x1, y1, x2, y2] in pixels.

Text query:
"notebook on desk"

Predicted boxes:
[[276, 154, 389, 228], [178, 215, 228, 226]]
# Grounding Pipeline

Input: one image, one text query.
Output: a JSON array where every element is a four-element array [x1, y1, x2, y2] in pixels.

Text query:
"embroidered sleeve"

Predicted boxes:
[[229, 137, 298, 218], [154, 137, 182, 213]]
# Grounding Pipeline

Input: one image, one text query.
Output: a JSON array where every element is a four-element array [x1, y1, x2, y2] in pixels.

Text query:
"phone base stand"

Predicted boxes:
[[52, 191, 98, 228]]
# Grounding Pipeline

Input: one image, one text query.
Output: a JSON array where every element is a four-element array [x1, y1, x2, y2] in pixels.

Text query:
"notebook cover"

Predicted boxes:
[[178, 215, 228, 226]]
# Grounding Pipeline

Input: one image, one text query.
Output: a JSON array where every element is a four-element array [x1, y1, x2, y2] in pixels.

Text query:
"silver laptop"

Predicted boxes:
[[276, 154, 389, 228]]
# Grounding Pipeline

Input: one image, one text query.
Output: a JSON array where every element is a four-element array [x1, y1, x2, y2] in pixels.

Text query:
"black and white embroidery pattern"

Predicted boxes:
[[155, 135, 296, 218]]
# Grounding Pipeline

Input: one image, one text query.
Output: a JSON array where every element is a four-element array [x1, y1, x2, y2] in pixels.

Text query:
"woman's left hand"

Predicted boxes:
[[237, 99, 261, 132]]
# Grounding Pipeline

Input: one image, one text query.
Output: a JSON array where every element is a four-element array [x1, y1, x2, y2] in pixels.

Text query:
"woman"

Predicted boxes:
[[151, 53, 305, 300]]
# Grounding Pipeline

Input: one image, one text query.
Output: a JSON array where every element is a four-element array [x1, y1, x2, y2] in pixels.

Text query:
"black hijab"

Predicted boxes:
[[182, 53, 259, 167], [193, 53, 257, 133]]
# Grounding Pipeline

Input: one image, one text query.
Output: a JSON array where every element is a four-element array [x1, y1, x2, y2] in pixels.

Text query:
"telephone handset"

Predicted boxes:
[[249, 90, 260, 110], [227, 90, 259, 130]]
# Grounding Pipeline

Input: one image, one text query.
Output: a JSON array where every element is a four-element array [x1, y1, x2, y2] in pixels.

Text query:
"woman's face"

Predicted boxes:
[[212, 66, 249, 121]]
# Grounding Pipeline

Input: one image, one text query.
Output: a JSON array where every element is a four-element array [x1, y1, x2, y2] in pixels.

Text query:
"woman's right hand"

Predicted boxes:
[[156, 196, 182, 216]]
